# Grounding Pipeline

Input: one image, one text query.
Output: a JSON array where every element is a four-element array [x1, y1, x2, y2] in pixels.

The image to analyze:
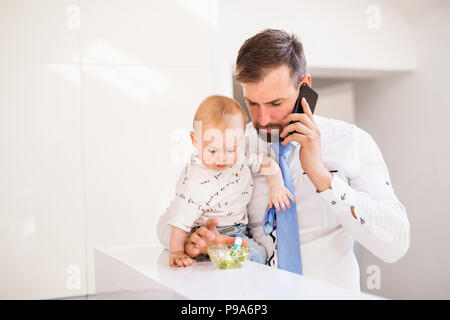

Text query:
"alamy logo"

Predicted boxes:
[[366, 5, 382, 30], [366, 265, 381, 290], [66, 4, 80, 30], [66, 265, 81, 290]]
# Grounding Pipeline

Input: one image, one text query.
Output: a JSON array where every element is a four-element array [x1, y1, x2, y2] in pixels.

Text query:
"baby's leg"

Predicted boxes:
[[241, 235, 268, 265]]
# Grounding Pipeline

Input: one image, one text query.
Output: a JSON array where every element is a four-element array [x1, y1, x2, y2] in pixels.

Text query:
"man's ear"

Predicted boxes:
[[299, 74, 312, 88]]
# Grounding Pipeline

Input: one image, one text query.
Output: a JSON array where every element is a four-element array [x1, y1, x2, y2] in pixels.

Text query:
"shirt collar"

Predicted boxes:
[[267, 139, 300, 158], [289, 140, 301, 149]]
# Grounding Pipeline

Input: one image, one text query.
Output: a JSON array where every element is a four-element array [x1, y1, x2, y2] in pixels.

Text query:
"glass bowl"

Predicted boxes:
[[207, 244, 250, 269]]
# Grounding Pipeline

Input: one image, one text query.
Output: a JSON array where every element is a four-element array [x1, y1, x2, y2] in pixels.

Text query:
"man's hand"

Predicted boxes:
[[185, 218, 249, 258], [279, 97, 332, 192]]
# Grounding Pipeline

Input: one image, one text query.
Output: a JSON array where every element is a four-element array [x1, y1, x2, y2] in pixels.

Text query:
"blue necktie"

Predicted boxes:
[[263, 142, 303, 275]]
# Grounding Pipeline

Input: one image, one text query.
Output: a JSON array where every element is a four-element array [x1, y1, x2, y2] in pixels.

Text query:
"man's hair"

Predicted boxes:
[[193, 95, 248, 130], [234, 29, 307, 86]]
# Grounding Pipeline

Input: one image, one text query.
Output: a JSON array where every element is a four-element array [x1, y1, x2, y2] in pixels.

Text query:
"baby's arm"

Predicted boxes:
[[259, 156, 295, 211], [169, 226, 196, 267]]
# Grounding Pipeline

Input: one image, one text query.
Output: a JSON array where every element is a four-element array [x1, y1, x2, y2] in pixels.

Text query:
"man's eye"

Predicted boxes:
[[271, 102, 281, 106], [248, 102, 258, 106], [208, 150, 216, 154]]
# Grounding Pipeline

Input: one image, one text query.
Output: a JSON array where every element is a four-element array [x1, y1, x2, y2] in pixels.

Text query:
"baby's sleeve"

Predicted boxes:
[[245, 151, 265, 174], [167, 179, 205, 233]]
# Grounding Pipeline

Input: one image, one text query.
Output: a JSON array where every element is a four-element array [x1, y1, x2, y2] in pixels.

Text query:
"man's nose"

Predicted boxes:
[[258, 105, 272, 127]]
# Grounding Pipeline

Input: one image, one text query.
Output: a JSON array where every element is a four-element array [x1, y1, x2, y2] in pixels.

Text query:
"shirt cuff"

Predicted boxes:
[[316, 173, 367, 226]]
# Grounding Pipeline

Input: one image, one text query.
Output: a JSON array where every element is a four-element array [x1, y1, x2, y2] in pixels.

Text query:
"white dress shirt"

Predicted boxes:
[[167, 150, 263, 232], [157, 115, 410, 291]]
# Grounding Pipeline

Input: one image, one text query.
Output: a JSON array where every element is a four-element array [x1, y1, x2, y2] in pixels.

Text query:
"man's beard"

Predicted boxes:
[[253, 122, 283, 143]]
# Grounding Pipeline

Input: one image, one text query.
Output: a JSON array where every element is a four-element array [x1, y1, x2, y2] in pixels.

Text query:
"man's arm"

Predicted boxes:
[[316, 127, 410, 263], [280, 98, 409, 263]]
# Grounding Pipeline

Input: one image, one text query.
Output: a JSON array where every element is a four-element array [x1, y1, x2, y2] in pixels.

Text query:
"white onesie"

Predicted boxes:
[[167, 149, 264, 232]]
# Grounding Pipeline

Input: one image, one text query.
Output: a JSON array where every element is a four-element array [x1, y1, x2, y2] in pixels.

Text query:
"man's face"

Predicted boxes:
[[242, 65, 310, 142]]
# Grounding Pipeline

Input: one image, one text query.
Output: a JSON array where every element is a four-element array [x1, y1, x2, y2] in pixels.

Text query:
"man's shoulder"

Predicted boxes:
[[314, 114, 374, 142], [314, 114, 355, 136], [315, 115, 380, 165]]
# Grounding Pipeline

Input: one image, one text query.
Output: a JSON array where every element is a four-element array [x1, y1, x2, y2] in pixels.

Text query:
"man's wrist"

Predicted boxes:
[[306, 165, 333, 193]]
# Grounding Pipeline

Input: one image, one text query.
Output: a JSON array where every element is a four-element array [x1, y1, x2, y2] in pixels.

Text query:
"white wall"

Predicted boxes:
[[314, 81, 355, 124], [354, 1, 450, 299], [0, 0, 87, 299], [0, 0, 213, 299]]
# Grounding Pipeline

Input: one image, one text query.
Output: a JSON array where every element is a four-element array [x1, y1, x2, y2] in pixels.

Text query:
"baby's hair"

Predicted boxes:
[[193, 95, 248, 131]]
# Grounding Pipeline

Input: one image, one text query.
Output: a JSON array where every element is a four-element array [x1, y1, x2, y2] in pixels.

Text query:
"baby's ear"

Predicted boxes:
[[189, 130, 196, 147]]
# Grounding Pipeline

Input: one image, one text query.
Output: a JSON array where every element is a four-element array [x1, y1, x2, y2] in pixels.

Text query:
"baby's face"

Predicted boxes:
[[192, 116, 245, 171]]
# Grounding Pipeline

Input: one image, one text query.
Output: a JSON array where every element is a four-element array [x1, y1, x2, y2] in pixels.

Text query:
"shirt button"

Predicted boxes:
[[360, 217, 366, 225], [331, 200, 336, 205], [386, 181, 390, 185], [340, 193, 346, 201]]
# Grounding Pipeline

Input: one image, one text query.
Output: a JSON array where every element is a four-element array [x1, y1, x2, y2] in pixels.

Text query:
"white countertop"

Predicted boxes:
[[94, 244, 383, 300]]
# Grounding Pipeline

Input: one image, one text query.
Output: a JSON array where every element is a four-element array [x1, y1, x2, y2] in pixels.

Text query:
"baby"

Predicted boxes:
[[167, 95, 294, 267]]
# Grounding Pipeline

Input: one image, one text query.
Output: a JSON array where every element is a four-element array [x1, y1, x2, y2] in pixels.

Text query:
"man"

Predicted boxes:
[[157, 29, 410, 290]]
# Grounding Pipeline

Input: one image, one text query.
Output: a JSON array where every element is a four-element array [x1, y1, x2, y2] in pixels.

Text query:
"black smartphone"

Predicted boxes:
[[292, 83, 318, 114]]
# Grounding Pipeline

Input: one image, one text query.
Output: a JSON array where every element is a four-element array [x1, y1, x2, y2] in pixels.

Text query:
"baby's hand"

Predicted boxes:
[[269, 184, 295, 211], [169, 251, 196, 267]]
